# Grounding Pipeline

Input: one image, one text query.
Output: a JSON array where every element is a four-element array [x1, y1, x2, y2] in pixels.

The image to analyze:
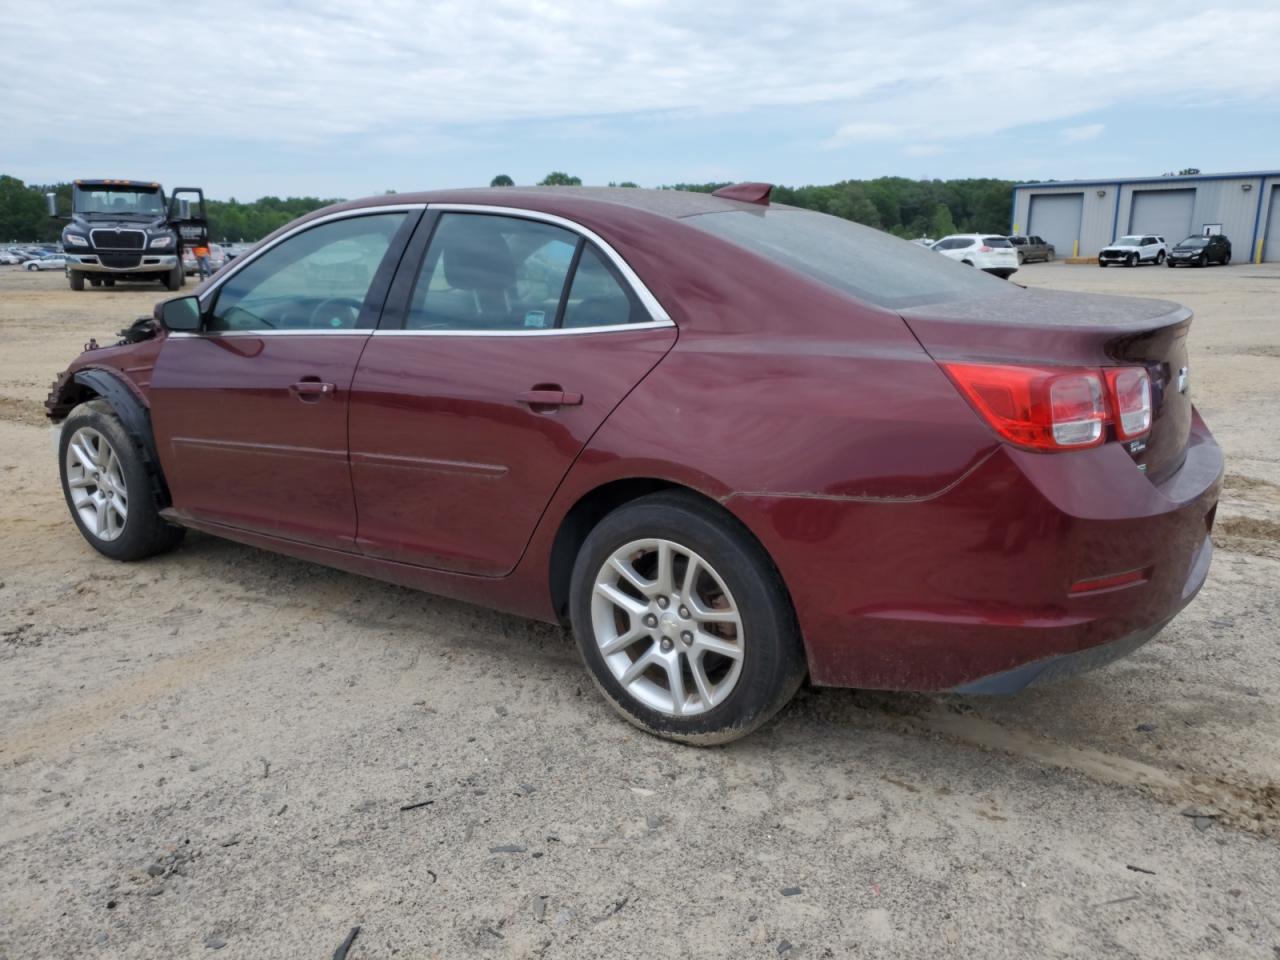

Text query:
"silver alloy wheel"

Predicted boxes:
[[591, 538, 745, 717], [65, 426, 128, 541]]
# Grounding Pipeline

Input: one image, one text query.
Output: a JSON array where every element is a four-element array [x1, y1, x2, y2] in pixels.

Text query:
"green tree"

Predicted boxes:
[[490, 174, 515, 187], [929, 202, 957, 238], [538, 171, 582, 186]]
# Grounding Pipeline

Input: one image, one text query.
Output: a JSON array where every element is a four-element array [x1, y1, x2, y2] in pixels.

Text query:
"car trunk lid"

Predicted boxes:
[[900, 288, 1193, 482]]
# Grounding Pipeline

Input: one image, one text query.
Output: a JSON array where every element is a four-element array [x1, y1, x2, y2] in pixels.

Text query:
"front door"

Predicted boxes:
[[349, 210, 677, 576], [151, 209, 416, 550]]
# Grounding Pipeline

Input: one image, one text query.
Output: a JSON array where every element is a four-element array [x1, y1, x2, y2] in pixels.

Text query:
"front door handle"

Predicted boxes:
[[290, 380, 335, 402], [516, 388, 583, 409]]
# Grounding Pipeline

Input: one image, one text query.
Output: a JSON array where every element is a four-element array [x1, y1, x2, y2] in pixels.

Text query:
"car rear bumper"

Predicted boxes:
[[728, 410, 1223, 692]]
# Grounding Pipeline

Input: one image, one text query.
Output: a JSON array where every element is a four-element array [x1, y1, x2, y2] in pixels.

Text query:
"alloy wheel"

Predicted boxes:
[[591, 538, 745, 717], [64, 426, 129, 541]]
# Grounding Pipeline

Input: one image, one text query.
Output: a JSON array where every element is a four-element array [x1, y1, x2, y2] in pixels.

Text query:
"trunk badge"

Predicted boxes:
[[1177, 366, 1189, 394]]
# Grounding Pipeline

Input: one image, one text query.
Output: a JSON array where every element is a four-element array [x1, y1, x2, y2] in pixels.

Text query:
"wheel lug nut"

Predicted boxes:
[[660, 638, 673, 653], [680, 631, 693, 645], [657, 597, 668, 609], [678, 606, 690, 619], [643, 613, 658, 628]]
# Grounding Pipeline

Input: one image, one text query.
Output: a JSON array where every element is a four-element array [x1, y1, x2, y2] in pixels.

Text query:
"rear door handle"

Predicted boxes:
[[516, 388, 583, 408], [290, 380, 335, 402]]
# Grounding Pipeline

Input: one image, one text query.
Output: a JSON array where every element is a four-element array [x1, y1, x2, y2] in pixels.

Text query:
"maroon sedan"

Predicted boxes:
[[47, 184, 1222, 743]]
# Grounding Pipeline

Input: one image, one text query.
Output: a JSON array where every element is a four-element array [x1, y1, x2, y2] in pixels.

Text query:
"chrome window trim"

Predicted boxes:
[[424, 203, 674, 328], [194, 204, 427, 309], [370, 318, 674, 338], [167, 330, 370, 339]]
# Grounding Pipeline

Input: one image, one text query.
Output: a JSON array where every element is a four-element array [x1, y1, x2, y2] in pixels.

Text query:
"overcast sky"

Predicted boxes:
[[2, 1, 1277, 200]]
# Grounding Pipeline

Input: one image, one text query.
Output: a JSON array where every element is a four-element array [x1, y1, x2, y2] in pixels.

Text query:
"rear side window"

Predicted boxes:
[[689, 210, 1011, 308], [1009, 236, 1027, 245], [405, 213, 649, 331]]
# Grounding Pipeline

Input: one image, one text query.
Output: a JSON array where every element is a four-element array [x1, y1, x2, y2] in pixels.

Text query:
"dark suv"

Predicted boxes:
[[1167, 234, 1231, 268]]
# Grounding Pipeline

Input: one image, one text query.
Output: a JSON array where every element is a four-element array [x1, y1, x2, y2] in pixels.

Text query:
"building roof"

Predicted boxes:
[[1015, 170, 1280, 190]]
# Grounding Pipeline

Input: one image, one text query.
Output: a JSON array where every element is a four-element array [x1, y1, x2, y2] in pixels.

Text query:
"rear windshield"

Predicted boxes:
[[982, 237, 1013, 247], [1008, 236, 1027, 245], [685, 209, 1014, 309]]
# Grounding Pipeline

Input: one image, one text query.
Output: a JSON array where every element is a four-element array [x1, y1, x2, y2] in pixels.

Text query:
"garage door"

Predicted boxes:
[[1263, 186, 1280, 262], [1028, 193, 1083, 257], [1128, 189, 1194, 244]]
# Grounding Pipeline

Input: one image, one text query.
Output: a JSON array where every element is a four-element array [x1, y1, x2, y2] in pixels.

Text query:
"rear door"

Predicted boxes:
[[349, 207, 677, 575], [151, 208, 419, 550]]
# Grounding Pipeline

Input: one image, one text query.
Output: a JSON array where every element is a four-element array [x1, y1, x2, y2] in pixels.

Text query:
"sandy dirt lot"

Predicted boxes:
[[1, 261, 1278, 959]]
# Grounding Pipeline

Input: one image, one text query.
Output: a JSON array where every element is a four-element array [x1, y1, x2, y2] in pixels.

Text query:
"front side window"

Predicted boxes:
[[405, 213, 649, 331], [208, 212, 407, 332]]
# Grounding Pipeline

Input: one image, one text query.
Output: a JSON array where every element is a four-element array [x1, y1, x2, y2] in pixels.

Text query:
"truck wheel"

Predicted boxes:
[[164, 265, 184, 290], [69, 271, 85, 291]]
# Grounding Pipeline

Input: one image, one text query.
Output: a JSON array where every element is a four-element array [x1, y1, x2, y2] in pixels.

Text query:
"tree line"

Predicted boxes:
[[2, 171, 1016, 243]]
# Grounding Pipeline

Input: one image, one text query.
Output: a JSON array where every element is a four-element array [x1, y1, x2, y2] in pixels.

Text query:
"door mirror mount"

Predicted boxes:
[[158, 295, 204, 332]]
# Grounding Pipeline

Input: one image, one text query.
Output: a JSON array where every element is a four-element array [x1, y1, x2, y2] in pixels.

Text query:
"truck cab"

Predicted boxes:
[[54, 179, 207, 291]]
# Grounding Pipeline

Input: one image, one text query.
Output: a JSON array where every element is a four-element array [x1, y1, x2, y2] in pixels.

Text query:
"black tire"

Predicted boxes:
[[569, 491, 806, 745], [961, 260, 974, 267], [58, 399, 184, 562], [69, 270, 85, 291], [1098, 260, 1107, 268], [1046, 250, 1054, 262], [1223, 253, 1231, 266], [1167, 259, 1176, 268], [1155, 251, 1165, 264], [25, 263, 37, 271], [1126, 253, 1137, 267], [164, 264, 184, 290], [1197, 254, 1207, 268]]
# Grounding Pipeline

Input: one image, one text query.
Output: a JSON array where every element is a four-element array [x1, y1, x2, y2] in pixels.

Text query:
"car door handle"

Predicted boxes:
[[516, 388, 583, 409], [290, 380, 335, 402]]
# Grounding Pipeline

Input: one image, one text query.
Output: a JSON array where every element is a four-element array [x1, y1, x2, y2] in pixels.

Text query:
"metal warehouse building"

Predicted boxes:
[[1011, 170, 1280, 262]]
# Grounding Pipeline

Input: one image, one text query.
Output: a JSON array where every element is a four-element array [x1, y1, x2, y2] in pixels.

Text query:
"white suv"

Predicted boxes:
[[931, 234, 1019, 279], [1098, 235, 1167, 267]]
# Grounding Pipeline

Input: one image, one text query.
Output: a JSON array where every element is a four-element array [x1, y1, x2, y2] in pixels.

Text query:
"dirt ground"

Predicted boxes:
[[1, 261, 1278, 959]]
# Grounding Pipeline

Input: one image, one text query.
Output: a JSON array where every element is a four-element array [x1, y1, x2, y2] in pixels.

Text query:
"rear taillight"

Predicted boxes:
[[942, 362, 1151, 452], [979, 245, 993, 252], [1105, 367, 1152, 439]]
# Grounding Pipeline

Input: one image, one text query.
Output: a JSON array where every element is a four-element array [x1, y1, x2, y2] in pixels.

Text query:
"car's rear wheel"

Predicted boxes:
[[1156, 251, 1165, 264], [58, 400, 184, 562], [569, 491, 805, 745]]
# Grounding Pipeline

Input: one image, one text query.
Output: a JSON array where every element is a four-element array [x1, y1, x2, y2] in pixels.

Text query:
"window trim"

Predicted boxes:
[[380, 203, 673, 336]]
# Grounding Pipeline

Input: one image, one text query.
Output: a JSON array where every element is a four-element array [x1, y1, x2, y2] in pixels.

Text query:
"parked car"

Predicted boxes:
[[1167, 234, 1231, 267], [45, 185, 1221, 744], [1098, 235, 1167, 267], [0, 250, 24, 265], [25, 254, 68, 271], [931, 234, 1019, 278], [1008, 235, 1055, 264]]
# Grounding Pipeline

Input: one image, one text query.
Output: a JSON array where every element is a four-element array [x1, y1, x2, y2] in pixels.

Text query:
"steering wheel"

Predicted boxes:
[[309, 297, 363, 330]]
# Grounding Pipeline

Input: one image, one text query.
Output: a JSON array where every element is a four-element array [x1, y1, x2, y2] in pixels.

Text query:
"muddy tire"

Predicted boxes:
[[58, 400, 184, 562], [569, 491, 806, 745]]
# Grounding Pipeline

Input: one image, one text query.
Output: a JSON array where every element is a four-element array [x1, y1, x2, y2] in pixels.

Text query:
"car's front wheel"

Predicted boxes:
[[1126, 253, 1137, 267], [569, 491, 806, 745], [25, 262, 38, 271], [59, 400, 185, 561]]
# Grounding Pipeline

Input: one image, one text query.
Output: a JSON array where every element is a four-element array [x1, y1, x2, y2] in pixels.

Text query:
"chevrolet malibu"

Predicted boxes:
[[47, 184, 1222, 744]]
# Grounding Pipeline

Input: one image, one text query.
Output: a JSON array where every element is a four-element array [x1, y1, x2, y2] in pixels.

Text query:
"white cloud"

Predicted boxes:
[[0, 1, 1276, 163], [1062, 123, 1106, 143], [904, 144, 945, 157]]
